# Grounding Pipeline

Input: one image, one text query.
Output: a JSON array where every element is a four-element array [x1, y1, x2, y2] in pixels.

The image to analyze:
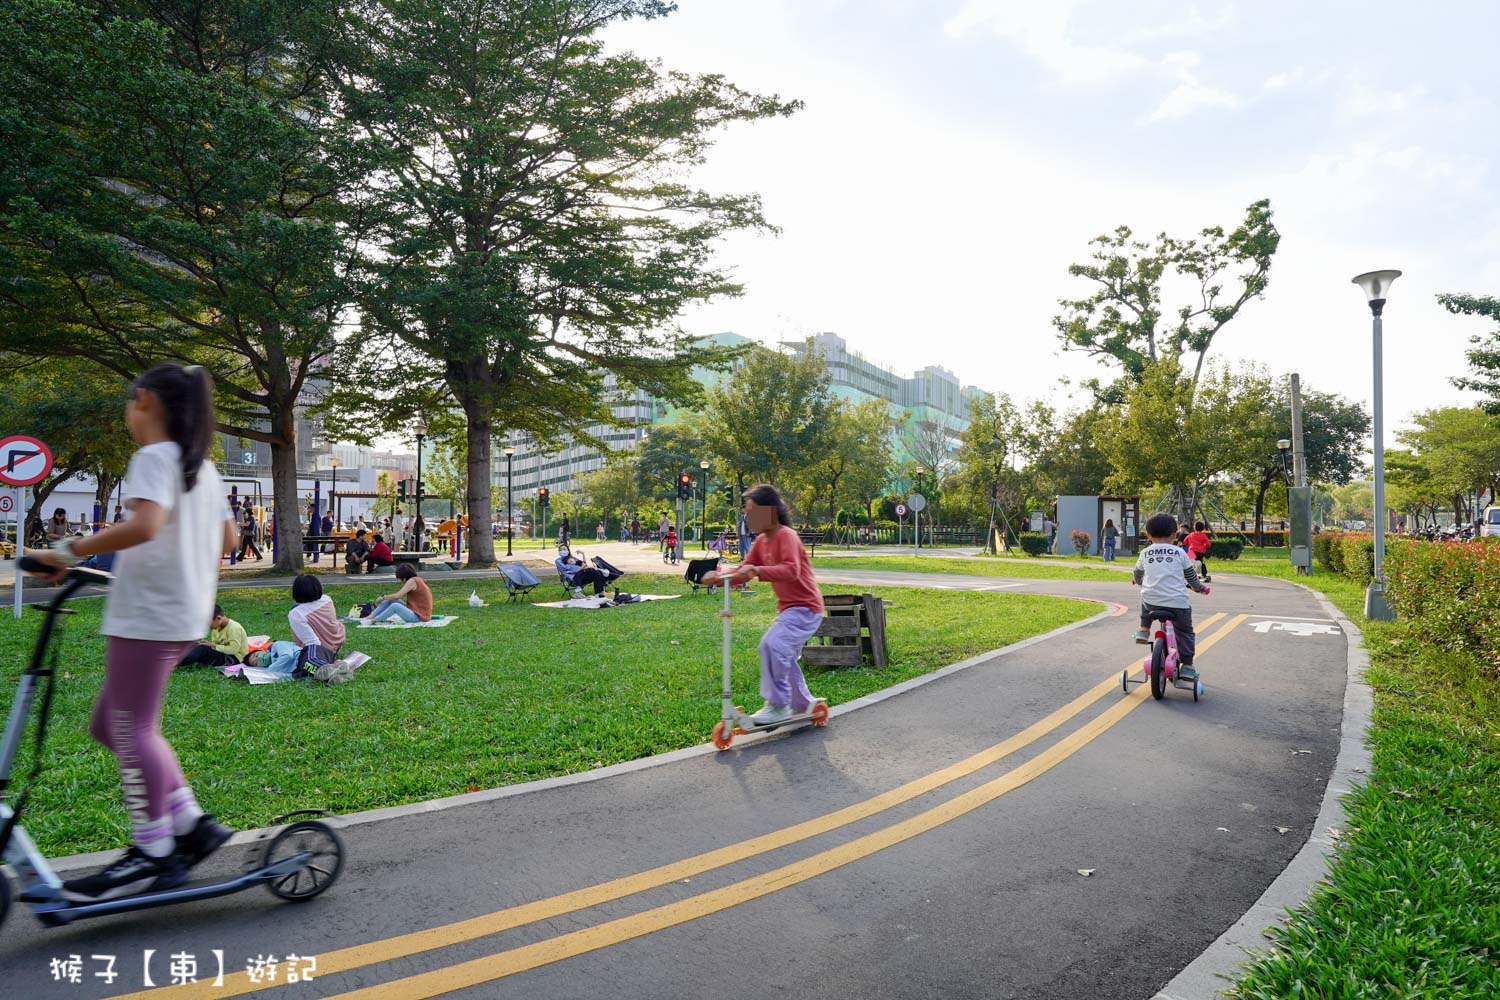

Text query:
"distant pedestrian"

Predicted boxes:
[[559, 513, 571, 546], [596, 520, 605, 541], [238, 504, 262, 561], [1102, 518, 1118, 562], [630, 515, 641, 545]]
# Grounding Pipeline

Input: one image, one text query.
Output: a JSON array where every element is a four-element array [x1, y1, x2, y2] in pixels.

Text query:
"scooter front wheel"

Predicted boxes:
[[810, 701, 830, 726], [712, 720, 734, 750], [263, 820, 346, 902]]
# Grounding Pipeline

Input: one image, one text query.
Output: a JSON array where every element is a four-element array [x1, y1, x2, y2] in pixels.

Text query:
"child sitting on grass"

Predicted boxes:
[[177, 604, 248, 668], [1132, 512, 1210, 680]]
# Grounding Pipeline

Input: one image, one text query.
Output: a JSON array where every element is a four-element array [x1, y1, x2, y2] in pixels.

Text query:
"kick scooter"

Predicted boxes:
[[1, 558, 346, 929], [709, 567, 828, 750]]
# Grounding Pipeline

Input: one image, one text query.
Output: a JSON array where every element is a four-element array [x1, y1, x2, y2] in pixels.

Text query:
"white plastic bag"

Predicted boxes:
[[468, 590, 485, 608]]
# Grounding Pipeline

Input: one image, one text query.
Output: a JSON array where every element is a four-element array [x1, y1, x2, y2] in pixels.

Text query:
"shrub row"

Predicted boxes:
[[1386, 538, 1500, 672], [1311, 532, 1376, 585], [1207, 539, 1244, 561]]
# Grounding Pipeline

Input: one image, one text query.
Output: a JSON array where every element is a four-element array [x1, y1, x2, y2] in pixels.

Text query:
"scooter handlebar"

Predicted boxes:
[[18, 555, 113, 587]]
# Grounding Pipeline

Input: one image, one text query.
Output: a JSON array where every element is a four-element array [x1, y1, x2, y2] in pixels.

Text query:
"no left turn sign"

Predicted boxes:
[[0, 435, 53, 488]]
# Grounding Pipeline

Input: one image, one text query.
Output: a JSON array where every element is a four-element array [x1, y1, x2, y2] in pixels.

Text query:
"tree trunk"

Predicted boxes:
[[1253, 474, 1272, 547], [94, 471, 121, 526], [26, 470, 82, 542], [463, 395, 496, 566], [269, 405, 304, 572]]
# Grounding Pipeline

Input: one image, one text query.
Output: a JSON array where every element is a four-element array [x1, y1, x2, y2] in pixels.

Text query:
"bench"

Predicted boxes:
[[796, 529, 824, 557]]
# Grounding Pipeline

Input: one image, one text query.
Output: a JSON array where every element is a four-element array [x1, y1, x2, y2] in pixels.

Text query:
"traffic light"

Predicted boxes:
[[537, 487, 550, 508], [415, 479, 425, 498], [721, 483, 734, 504], [397, 480, 408, 502], [676, 472, 692, 500]]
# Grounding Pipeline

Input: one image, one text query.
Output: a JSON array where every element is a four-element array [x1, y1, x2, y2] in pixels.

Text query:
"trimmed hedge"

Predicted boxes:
[[1017, 533, 1051, 556], [1312, 531, 1374, 583], [1207, 539, 1243, 561], [1386, 538, 1500, 672]]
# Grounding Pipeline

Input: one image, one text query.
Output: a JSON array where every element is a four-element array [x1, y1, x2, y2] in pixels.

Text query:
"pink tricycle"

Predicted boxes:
[[1123, 613, 1206, 702]]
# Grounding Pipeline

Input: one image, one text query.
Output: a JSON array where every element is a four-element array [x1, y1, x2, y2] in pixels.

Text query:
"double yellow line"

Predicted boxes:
[[120, 613, 1246, 1000]]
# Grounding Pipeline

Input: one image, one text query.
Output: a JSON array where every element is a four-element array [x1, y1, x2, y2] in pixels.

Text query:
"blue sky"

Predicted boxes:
[[606, 1, 1500, 429]]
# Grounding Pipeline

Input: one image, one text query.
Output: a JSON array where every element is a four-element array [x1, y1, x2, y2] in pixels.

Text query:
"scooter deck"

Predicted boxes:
[[26, 853, 312, 926]]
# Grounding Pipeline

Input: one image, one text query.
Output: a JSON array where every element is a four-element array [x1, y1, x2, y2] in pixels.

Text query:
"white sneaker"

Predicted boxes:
[[573, 587, 585, 598], [749, 703, 792, 725]]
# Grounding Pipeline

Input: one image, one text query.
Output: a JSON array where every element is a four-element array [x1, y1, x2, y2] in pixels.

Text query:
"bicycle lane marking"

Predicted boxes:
[[111, 612, 1233, 1000], [318, 615, 1252, 1000]]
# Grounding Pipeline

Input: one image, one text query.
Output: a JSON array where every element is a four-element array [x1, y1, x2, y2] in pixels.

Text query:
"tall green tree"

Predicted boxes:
[[1394, 407, 1500, 523], [636, 423, 707, 500], [700, 345, 835, 488], [1100, 361, 1277, 516], [1437, 293, 1500, 414], [1053, 200, 1280, 400], [788, 399, 897, 529], [0, 0, 366, 570], [334, 0, 796, 566], [1237, 382, 1368, 543], [0, 358, 136, 538]]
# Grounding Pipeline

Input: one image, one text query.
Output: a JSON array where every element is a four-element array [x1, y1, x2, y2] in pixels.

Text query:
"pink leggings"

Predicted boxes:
[[91, 637, 193, 841]]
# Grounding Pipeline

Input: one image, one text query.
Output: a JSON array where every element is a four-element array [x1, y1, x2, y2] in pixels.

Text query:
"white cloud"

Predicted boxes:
[[1145, 51, 1241, 122], [942, 1, 1147, 86], [1342, 83, 1427, 116], [1264, 68, 1302, 90]]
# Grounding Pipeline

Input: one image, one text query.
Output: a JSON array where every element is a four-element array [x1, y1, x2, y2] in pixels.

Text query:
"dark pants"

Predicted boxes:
[[1140, 603, 1196, 665], [346, 557, 370, 575], [239, 533, 262, 560], [570, 568, 607, 595], [369, 554, 394, 569], [178, 644, 241, 668]]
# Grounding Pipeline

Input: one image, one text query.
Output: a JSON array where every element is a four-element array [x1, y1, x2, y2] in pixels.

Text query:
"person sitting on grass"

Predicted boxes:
[[368, 532, 394, 570], [556, 548, 608, 598], [345, 528, 371, 575], [1131, 512, 1210, 681], [364, 562, 433, 623], [288, 574, 350, 680], [177, 604, 248, 668]]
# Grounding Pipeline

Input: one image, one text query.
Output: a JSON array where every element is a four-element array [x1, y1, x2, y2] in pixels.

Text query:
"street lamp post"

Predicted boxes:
[[330, 457, 338, 529], [503, 445, 514, 557], [414, 417, 429, 548], [1352, 269, 1401, 621], [699, 460, 709, 550]]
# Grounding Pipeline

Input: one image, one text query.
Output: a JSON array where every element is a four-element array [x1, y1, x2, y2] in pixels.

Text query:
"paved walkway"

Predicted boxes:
[[0, 568, 1349, 999]]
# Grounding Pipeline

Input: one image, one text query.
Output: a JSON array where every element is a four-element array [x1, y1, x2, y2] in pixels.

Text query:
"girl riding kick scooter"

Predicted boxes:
[[0, 559, 346, 928]]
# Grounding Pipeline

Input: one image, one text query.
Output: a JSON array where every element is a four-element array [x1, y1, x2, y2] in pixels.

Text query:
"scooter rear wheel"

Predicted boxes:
[[810, 701, 829, 726], [263, 820, 345, 902], [712, 720, 734, 750]]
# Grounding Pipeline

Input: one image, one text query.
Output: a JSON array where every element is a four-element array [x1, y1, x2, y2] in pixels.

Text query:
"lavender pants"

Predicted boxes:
[[91, 637, 193, 846], [759, 607, 823, 711]]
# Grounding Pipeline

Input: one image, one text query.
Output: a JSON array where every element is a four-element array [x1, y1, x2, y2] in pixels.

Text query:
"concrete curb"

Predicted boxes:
[[48, 593, 1121, 874], [1152, 586, 1373, 1000]]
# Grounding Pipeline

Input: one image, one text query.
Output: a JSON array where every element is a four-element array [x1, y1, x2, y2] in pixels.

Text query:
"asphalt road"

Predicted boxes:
[[0, 568, 1348, 999]]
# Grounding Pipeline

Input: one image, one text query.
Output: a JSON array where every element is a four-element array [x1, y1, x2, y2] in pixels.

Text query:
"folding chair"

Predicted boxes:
[[684, 557, 721, 595], [498, 563, 541, 604]]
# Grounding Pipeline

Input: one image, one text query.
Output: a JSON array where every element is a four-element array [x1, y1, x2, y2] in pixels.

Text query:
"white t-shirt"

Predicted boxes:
[[1133, 542, 1197, 609], [102, 442, 233, 641]]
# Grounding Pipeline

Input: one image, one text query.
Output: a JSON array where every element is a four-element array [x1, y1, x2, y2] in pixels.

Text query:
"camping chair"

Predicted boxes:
[[498, 563, 541, 604], [684, 557, 721, 595]]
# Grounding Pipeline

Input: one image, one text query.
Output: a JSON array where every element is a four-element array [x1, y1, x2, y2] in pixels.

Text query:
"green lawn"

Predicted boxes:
[[1225, 564, 1500, 998], [0, 574, 1093, 857], [810, 555, 1125, 582]]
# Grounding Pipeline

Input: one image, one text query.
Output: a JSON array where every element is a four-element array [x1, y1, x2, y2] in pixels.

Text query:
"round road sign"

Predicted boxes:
[[0, 494, 13, 514], [0, 435, 54, 488], [905, 492, 927, 513], [894, 503, 907, 517]]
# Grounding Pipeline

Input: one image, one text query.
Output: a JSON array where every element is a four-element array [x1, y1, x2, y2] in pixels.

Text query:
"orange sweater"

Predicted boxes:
[[745, 526, 823, 614]]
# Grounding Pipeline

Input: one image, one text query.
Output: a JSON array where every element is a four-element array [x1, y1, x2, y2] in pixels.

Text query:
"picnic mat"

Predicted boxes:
[[533, 594, 681, 610], [221, 652, 372, 686], [351, 614, 458, 629]]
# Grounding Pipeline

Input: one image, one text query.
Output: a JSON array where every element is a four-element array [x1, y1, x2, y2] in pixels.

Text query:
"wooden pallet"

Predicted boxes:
[[801, 593, 888, 668]]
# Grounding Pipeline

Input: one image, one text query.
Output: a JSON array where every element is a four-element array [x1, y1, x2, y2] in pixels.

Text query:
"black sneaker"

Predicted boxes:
[[177, 814, 235, 868], [61, 846, 186, 902]]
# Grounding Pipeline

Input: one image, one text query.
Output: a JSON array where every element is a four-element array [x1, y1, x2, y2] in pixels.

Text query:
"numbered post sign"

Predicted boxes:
[[0, 435, 53, 487], [0, 494, 13, 514], [895, 503, 907, 517]]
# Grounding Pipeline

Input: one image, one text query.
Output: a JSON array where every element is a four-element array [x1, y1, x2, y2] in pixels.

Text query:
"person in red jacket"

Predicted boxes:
[[1183, 521, 1212, 582], [703, 484, 823, 725], [368, 532, 395, 570]]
